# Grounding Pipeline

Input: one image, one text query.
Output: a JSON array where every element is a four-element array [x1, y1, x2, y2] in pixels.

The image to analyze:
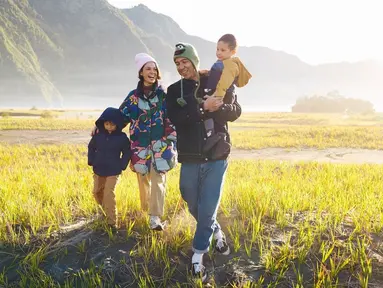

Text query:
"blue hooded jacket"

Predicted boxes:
[[88, 107, 131, 176]]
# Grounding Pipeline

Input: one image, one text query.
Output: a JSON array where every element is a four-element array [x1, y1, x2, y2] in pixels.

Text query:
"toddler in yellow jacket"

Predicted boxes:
[[204, 34, 252, 137]]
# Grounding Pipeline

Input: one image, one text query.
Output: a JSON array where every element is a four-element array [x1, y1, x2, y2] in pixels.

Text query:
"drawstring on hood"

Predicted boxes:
[[173, 43, 202, 107]]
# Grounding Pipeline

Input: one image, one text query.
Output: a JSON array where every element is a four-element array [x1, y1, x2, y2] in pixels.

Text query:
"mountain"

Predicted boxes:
[[1, 1, 382, 110], [0, 0, 62, 104]]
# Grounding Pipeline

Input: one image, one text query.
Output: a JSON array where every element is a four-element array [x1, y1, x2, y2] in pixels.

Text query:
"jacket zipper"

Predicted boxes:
[[146, 94, 153, 163], [179, 81, 204, 158]]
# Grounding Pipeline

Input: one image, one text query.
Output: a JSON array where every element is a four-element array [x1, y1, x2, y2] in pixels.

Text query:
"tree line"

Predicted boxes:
[[291, 91, 375, 114]]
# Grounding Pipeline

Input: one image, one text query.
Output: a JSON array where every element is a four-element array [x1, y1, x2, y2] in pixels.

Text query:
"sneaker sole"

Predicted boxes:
[[150, 221, 167, 231], [193, 274, 207, 283], [149, 221, 167, 231], [192, 271, 207, 283], [150, 225, 164, 231]]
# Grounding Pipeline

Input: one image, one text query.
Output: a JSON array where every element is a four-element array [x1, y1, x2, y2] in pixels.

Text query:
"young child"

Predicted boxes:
[[204, 34, 252, 137], [88, 107, 131, 230]]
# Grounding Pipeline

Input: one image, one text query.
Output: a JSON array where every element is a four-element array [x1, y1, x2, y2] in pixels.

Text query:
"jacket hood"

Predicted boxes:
[[95, 107, 125, 132], [231, 57, 252, 87]]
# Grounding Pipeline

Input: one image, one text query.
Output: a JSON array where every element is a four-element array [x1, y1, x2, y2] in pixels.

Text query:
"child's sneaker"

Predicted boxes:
[[149, 215, 165, 231], [214, 230, 230, 255]]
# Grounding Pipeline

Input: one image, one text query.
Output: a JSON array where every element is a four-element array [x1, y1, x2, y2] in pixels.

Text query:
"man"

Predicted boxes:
[[166, 43, 242, 281]]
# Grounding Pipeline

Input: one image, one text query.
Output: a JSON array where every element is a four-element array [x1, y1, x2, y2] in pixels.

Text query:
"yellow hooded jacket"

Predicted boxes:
[[213, 57, 252, 98]]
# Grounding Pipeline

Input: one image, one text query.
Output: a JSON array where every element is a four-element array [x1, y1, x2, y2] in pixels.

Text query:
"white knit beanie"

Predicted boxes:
[[135, 53, 158, 74]]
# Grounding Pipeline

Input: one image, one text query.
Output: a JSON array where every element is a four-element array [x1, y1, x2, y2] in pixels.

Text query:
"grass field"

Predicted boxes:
[[1, 112, 383, 150], [1, 112, 383, 287], [1, 148, 383, 286], [2, 111, 383, 127]]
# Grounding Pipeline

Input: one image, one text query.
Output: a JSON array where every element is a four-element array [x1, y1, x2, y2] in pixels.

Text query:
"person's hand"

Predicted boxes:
[[199, 69, 209, 76], [90, 125, 98, 136], [203, 95, 223, 112]]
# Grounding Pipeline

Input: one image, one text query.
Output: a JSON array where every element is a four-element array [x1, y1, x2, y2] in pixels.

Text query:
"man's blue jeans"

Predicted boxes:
[[179, 159, 228, 253]]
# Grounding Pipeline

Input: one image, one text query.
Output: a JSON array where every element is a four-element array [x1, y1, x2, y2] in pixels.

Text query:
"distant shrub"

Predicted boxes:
[[1, 112, 10, 118], [30, 106, 38, 110], [40, 110, 54, 119]]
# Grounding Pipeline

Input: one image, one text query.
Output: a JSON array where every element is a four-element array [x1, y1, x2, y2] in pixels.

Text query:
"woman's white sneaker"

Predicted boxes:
[[149, 215, 165, 231]]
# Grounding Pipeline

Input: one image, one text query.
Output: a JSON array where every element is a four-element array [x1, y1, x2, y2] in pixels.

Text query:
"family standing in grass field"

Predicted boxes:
[[87, 34, 252, 281]]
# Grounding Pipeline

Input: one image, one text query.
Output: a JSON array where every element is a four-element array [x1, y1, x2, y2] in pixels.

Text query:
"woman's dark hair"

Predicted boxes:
[[138, 62, 161, 81], [218, 34, 237, 51]]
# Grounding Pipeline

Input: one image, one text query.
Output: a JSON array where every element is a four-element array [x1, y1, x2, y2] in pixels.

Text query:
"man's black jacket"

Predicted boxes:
[[166, 74, 242, 163]]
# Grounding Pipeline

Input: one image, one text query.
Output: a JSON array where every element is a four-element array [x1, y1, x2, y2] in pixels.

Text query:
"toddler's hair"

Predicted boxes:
[[218, 34, 237, 51]]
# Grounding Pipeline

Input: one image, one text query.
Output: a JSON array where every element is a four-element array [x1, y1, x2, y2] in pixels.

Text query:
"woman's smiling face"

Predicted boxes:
[[140, 61, 158, 85]]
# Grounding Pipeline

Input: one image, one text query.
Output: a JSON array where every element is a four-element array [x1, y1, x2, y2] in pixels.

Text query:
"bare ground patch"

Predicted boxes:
[[1, 130, 383, 164]]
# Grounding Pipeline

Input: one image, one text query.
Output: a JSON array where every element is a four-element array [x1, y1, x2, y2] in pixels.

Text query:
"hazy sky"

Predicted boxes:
[[107, 0, 382, 65]]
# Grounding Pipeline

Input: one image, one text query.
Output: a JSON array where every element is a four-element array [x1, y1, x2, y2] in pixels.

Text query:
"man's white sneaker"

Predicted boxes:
[[192, 262, 207, 282], [214, 230, 230, 255]]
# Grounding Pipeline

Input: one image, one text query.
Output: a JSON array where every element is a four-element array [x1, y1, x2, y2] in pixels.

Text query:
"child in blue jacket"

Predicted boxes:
[[88, 107, 131, 229]]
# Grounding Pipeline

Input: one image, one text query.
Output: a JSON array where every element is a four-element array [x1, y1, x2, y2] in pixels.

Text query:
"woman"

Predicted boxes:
[[118, 53, 177, 230], [92, 53, 177, 230]]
